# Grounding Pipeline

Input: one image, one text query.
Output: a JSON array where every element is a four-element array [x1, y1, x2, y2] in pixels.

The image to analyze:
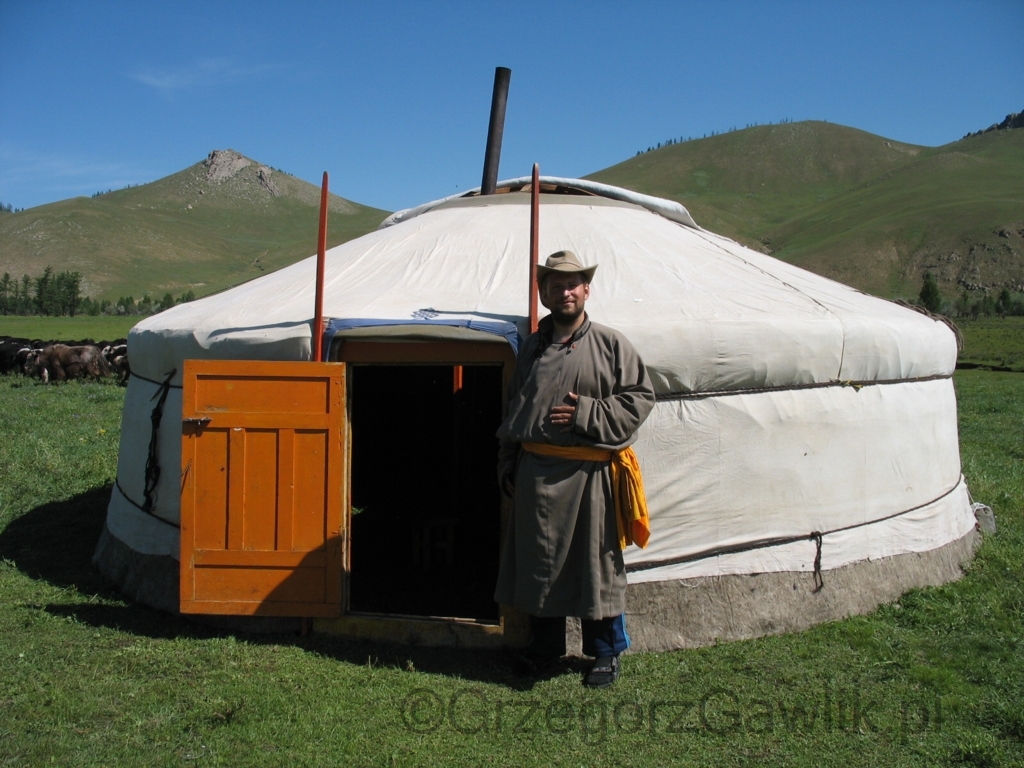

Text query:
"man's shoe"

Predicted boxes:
[[583, 655, 620, 688]]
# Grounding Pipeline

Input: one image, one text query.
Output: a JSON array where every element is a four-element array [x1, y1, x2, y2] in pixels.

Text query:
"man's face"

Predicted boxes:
[[540, 272, 590, 324]]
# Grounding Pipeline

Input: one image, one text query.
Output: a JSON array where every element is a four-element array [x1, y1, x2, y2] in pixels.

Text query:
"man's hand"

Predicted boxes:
[[549, 392, 579, 432]]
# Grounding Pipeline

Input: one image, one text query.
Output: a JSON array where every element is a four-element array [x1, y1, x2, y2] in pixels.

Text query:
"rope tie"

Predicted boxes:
[[655, 373, 952, 402], [129, 370, 184, 388], [625, 479, 963, 578], [895, 300, 963, 351], [143, 368, 177, 512], [811, 531, 824, 592], [114, 480, 181, 529]]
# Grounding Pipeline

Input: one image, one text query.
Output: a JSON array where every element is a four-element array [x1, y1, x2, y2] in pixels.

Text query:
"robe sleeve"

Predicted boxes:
[[572, 338, 656, 446]]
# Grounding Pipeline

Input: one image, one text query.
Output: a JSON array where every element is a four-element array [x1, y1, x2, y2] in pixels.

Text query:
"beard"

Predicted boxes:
[[547, 301, 585, 324]]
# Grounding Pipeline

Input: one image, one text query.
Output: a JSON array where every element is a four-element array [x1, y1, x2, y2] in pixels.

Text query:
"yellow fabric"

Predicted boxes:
[[521, 442, 651, 550]]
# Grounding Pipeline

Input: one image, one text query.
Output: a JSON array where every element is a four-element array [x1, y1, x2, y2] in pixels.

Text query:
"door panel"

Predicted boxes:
[[180, 360, 345, 616]]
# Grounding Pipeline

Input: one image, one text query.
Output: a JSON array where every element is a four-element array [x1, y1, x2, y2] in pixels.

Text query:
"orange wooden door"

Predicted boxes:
[[180, 360, 346, 616]]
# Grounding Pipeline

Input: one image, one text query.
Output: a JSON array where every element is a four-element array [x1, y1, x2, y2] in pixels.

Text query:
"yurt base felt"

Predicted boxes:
[[93, 522, 979, 646], [614, 527, 980, 654]]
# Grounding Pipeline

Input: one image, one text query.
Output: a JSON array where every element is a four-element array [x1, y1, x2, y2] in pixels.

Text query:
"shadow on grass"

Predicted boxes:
[[0, 485, 543, 689], [0, 485, 119, 598]]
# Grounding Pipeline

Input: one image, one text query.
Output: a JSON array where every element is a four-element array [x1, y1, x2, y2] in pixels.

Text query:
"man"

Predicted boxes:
[[495, 250, 656, 688]]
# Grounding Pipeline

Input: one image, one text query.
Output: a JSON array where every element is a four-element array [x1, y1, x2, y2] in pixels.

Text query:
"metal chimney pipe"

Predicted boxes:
[[480, 67, 511, 195]]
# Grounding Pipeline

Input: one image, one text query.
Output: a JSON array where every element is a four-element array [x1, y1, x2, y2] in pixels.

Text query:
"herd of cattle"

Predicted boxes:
[[0, 336, 130, 384]]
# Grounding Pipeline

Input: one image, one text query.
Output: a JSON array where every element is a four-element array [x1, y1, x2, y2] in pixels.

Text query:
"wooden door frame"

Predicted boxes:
[[314, 338, 528, 647]]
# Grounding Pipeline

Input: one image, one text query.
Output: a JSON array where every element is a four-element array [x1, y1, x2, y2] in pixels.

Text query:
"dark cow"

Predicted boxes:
[[102, 344, 131, 385], [16, 346, 40, 368], [24, 343, 112, 383], [0, 337, 35, 375]]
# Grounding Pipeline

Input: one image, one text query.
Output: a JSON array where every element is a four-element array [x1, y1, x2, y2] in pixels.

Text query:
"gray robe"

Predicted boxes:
[[494, 315, 656, 619]]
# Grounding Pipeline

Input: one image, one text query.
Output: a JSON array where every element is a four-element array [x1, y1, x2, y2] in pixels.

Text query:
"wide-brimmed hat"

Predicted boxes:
[[535, 250, 598, 283]]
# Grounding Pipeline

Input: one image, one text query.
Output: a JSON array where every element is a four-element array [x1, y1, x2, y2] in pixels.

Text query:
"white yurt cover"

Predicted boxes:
[[105, 177, 973, 588]]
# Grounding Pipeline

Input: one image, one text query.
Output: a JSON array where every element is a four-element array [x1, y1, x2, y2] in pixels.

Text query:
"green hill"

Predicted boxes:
[[0, 150, 388, 302], [590, 121, 926, 238], [589, 122, 1024, 299], [763, 130, 1024, 297]]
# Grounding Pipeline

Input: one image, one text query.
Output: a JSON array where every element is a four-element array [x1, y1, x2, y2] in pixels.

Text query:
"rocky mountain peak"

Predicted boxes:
[[199, 150, 280, 197], [961, 108, 1024, 140], [204, 149, 252, 182]]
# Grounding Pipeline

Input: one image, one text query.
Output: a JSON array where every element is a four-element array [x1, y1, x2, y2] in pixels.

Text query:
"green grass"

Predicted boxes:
[[958, 316, 1024, 372], [1, 371, 1022, 766], [0, 314, 139, 341]]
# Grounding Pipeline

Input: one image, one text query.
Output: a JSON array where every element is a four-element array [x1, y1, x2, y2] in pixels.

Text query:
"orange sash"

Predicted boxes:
[[521, 442, 650, 550]]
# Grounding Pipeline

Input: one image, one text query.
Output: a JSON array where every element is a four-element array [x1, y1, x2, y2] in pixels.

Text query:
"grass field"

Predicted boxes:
[[1, 371, 1021, 766], [957, 316, 1024, 372], [0, 314, 139, 341]]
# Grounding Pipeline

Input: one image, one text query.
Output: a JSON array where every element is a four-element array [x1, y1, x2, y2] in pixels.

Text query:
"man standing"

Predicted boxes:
[[495, 250, 656, 688]]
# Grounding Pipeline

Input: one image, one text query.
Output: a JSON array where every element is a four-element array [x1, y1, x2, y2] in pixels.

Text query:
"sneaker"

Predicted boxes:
[[583, 655, 620, 688]]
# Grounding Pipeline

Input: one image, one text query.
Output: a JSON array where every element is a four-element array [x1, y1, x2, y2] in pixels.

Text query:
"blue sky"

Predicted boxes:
[[1, 0, 1021, 213]]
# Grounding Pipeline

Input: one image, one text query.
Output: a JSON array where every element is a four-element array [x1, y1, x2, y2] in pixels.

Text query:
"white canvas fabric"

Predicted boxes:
[[106, 179, 972, 583]]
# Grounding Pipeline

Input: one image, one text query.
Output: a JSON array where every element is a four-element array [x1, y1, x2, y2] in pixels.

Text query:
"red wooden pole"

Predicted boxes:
[[312, 172, 329, 362], [529, 163, 539, 334]]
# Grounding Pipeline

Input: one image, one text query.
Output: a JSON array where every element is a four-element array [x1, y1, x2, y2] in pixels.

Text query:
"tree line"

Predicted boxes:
[[919, 273, 1024, 318], [0, 267, 196, 317], [635, 118, 797, 155]]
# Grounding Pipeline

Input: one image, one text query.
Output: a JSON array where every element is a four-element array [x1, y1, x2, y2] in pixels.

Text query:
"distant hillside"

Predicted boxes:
[[761, 130, 1024, 297], [591, 121, 925, 240], [0, 150, 389, 301], [589, 121, 1024, 299]]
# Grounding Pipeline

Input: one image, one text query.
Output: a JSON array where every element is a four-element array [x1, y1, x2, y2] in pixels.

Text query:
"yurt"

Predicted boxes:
[[94, 177, 979, 651]]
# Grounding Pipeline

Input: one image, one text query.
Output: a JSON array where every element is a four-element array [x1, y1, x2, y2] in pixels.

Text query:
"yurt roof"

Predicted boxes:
[[130, 177, 957, 393]]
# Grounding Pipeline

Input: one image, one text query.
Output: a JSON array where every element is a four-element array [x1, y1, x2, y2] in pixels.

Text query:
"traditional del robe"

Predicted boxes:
[[494, 315, 656, 619]]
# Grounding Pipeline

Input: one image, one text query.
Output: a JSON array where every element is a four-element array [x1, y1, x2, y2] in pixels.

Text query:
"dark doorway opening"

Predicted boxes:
[[349, 364, 503, 621]]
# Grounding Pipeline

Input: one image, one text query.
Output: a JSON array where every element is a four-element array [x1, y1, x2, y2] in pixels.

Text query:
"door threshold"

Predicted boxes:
[[315, 613, 507, 647]]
